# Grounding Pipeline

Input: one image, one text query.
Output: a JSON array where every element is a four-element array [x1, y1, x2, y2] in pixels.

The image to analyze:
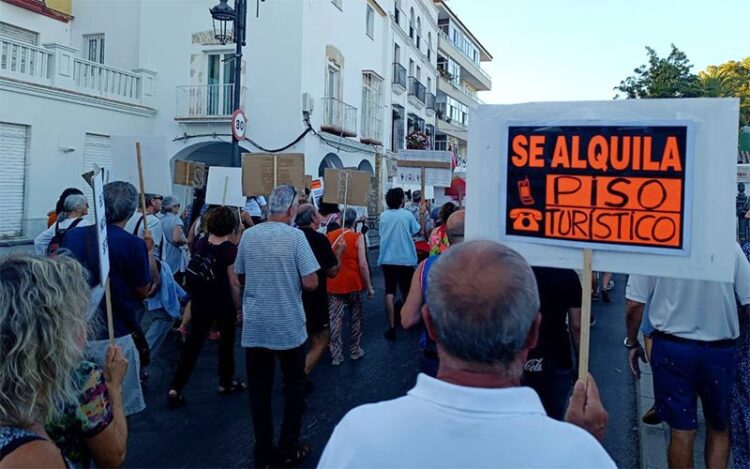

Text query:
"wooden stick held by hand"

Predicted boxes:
[[135, 142, 151, 237], [578, 249, 593, 380]]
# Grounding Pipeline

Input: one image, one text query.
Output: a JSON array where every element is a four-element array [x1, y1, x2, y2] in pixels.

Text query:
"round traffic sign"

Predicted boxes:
[[231, 109, 247, 141]]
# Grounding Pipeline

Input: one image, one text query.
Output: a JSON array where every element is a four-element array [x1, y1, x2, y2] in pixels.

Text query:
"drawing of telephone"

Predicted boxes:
[[510, 208, 543, 232], [518, 177, 535, 205]]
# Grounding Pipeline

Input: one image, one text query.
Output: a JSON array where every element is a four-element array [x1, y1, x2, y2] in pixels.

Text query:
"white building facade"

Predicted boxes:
[[0, 0, 488, 240], [434, 0, 492, 165]]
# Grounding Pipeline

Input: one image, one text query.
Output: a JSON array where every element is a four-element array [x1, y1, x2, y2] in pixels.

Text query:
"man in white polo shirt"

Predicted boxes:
[[625, 242, 750, 469], [319, 240, 614, 468]]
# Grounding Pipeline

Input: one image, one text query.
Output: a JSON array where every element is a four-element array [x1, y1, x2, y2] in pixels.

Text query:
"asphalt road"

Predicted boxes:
[[121, 262, 639, 468]]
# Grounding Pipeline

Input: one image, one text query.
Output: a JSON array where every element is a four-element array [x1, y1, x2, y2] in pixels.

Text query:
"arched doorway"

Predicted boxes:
[[357, 159, 374, 174], [318, 152, 343, 177], [172, 141, 252, 168]]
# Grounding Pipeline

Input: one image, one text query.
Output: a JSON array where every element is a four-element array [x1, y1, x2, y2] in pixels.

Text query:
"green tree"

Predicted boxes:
[[614, 44, 702, 99], [699, 58, 750, 126]]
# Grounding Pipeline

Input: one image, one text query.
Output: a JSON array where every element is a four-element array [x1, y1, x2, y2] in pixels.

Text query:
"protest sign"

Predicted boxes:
[[111, 136, 171, 196], [396, 150, 453, 188], [466, 99, 739, 283], [206, 167, 245, 207], [466, 99, 739, 379], [174, 160, 206, 188], [242, 153, 305, 196], [310, 178, 324, 208], [505, 125, 689, 254], [322, 168, 371, 207], [88, 166, 114, 342]]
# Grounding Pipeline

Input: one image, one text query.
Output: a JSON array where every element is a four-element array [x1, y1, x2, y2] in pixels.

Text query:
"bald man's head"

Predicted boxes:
[[425, 240, 539, 368], [445, 210, 465, 245]]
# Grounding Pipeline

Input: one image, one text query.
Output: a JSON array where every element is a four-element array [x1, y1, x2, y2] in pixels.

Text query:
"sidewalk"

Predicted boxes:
[[636, 351, 729, 469]]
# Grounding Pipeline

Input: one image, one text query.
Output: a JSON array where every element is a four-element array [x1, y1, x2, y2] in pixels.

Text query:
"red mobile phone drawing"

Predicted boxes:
[[518, 177, 534, 205]]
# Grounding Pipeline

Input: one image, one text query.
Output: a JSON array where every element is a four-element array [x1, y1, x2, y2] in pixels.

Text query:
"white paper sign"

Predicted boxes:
[[466, 98, 740, 282], [397, 150, 453, 187], [111, 136, 171, 196], [91, 167, 109, 286], [206, 167, 245, 207]]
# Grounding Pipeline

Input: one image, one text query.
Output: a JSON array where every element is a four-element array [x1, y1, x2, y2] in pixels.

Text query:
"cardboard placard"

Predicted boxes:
[[111, 136, 171, 196], [305, 175, 313, 189], [322, 168, 371, 207], [504, 125, 690, 254], [396, 149, 453, 187], [174, 160, 206, 188], [205, 167, 246, 207], [466, 98, 740, 282], [242, 153, 305, 196]]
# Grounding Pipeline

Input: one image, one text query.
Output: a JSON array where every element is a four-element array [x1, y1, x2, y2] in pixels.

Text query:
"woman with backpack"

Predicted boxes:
[[167, 206, 245, 406], [34, 194, 91, 255]]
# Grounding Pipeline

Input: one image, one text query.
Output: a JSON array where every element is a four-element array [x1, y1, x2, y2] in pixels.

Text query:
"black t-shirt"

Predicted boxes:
[[192, 237, 237, 311], [300, 227, 338, 316], [525, 267, 582, 374]]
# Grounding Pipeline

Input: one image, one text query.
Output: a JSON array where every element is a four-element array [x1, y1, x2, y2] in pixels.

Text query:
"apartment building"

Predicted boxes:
[[434, 0, 492, 165]]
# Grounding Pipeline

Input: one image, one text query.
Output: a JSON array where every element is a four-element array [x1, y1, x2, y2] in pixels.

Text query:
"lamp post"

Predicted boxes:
[[210, 0, 246, 167]]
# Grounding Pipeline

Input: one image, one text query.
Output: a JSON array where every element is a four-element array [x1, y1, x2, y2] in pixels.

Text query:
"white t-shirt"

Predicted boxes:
[[318, 374, 615, 469], [33, 217, 92, 255], [124, 212, 164, 260], [244, 196, 267, 217], [626, 242, 750, 341]]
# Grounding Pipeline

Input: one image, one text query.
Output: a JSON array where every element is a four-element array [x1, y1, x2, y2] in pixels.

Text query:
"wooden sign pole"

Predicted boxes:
[[105, 279, 115, 344], [273, 155, 278, 188], [578, 248, 593, 380], [135, 142, 150, 237]]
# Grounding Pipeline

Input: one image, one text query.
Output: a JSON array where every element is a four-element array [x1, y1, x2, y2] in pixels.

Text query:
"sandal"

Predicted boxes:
[[281, 443, 310, 467], [218, 380, 247, 394], [167, 389, 186, 407]]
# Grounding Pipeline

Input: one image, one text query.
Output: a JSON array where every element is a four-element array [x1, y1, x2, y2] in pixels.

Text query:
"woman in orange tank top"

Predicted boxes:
[[326, 209, 374, 366]]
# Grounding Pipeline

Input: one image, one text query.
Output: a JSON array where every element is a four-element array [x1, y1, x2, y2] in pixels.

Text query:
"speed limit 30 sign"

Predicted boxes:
[[231, 109, 247, 141]]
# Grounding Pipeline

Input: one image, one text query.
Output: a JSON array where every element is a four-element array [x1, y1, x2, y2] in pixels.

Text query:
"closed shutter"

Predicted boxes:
[[0, 123, 28, 238], [82, 134, 111, 221], [0, 22, 39, 45]]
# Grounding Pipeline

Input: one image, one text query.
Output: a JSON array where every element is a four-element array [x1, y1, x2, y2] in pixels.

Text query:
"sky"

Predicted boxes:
[[447, 0, 750, 104]]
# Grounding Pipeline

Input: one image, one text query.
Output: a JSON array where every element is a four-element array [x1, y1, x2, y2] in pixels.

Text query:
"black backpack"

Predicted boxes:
[[185, 241, 218, 292], [47, 218, 84, 256]]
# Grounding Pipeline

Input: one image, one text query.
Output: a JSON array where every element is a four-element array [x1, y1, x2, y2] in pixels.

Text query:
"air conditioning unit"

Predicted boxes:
[[302, 92, 315, 115]]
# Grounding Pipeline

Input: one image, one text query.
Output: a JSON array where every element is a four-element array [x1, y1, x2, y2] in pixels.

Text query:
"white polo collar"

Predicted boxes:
[[408, 373, 548, 415]]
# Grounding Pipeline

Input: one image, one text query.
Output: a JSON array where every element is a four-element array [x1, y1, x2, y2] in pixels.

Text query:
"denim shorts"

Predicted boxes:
[[651, 333, 737, 431]]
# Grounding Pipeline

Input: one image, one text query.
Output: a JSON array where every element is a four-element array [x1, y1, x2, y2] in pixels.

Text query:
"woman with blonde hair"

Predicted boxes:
[[0, 256, 128, 468]]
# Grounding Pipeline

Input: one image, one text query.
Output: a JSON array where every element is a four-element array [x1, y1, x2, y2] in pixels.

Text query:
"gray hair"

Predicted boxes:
[[426, 240, 540, 369], [343, 208, 357, 228], [268, 184, 297, 215], [295, 204, 317, 227], [58, 194, 88, 222], [104, 181, 138, 224], [0, 255, 90, 426], [162, 195, 180, 212]]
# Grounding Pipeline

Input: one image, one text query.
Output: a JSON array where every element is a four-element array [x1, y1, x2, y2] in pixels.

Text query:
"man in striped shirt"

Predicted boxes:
[[235, 184, 320, 467]]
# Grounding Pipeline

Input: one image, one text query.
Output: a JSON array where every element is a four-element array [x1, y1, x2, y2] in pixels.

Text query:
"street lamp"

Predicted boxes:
[[209, 0, 246, 167]]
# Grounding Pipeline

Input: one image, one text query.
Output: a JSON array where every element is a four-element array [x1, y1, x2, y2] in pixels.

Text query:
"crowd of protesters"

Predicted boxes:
[[1, 181, 748, 469]]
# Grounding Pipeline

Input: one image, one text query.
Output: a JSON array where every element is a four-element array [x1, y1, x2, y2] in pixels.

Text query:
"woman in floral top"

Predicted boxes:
[[46, 347, 129, 468], [428, 202, 457, 256]]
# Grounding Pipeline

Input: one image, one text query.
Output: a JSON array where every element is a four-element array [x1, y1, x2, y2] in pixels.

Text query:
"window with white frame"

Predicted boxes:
[[83, 34, 105, 63], [409, 8, 414, 39], [366, 5, 374, 39], [416, 17, 421, 49], [427, 33, 432, 61], [362, 71, 383, 140], [326, 61, 342, 99]]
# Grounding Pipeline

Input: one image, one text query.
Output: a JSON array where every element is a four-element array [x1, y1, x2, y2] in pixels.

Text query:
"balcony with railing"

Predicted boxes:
[[175, 84, 246, 121], [407, 76, 426, 108], [392, 62, 406, 93], [321, 97, 357, 138], [438, 30, 491, 91], [425, 92, 436, 116], [0, 38, 156, 107], [360, 102, 383, 145]]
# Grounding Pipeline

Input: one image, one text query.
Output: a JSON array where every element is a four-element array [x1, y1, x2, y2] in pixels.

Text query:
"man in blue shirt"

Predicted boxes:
[[63, 181, 157, 341], [378, 188, 421, 340]]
